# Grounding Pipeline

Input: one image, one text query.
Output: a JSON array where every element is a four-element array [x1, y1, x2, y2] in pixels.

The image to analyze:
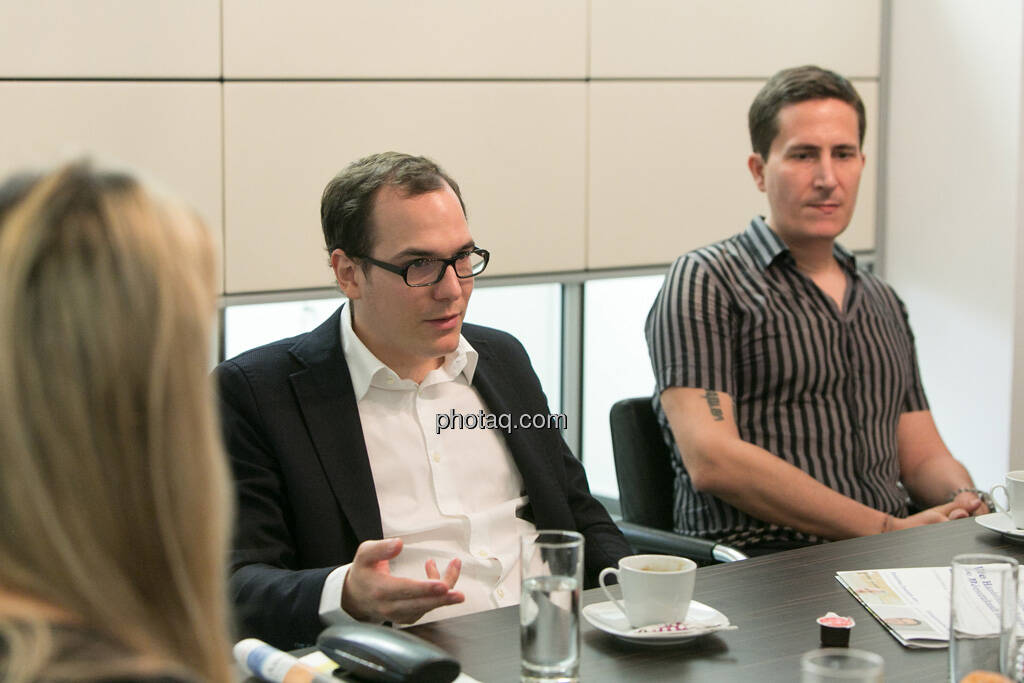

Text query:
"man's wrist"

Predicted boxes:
[[319, 564, 357, 624]]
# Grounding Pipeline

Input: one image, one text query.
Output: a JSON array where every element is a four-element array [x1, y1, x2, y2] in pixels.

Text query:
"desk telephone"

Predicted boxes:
[[317, 623, 460, 683]]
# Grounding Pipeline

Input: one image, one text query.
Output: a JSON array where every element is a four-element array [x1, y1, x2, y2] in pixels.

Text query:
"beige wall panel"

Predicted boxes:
[[0, 1, 220, 77], [0, 83, 223, 279], [224, 83, 585, 293], [849, 83, 878, 253], [223, 0, 586, 78], [590, 0, 881, 78], [587, 80, 877, 269]]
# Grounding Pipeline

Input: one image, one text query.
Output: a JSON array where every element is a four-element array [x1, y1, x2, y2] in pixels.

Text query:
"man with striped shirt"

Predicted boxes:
[[645, 66, 988, 555]]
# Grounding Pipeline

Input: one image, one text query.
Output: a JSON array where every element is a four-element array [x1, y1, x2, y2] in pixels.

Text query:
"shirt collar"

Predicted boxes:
[[340, 303, 479, 400], [832, 241, 858, 274], [741, 215, 858, 274]]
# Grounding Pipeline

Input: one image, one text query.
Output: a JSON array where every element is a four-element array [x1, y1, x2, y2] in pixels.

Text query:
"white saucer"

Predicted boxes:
[[976, 511, 1024, 538], [582, 600, 731, 645]]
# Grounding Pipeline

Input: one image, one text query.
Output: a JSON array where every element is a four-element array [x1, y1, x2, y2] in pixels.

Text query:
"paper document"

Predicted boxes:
[[836, 567, 1024, 649]]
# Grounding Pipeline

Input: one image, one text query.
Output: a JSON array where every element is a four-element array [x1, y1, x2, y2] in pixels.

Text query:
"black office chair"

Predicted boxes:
[[610, 397, 746, 564]]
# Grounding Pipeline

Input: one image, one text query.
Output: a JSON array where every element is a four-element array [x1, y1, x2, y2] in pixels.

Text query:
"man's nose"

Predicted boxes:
[[432, 262, 462, 298], [814, 158, 838, 189]]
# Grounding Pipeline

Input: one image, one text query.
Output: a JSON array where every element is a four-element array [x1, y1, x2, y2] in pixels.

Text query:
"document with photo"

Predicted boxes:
[[837, 568, 951, 648], [838, 566, 1024, 649]]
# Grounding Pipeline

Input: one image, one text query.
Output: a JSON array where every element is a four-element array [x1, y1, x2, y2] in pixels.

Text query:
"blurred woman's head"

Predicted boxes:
[[0, 161, 232, 682]]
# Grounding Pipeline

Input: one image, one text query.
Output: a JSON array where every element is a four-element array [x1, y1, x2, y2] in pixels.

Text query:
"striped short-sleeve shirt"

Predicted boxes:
[[645, 217, 929, 549]]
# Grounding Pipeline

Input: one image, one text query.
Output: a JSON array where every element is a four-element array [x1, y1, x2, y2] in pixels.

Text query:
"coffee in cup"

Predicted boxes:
[[598, 554, 696, 628]]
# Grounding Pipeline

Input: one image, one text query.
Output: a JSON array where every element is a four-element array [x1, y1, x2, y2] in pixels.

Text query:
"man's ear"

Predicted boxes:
[[331, 249, 362, 300], [748, 153, 767, 192]]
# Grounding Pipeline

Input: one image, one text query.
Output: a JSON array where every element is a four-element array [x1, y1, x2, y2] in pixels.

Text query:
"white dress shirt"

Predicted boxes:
[[319, 307, 536, 625]]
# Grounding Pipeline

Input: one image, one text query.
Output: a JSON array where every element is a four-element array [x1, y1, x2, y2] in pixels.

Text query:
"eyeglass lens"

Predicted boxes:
[[407, 251, 486, 286]]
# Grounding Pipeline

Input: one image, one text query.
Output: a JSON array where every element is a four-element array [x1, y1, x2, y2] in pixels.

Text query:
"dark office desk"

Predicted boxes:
[[408, 518, 1023, 681]]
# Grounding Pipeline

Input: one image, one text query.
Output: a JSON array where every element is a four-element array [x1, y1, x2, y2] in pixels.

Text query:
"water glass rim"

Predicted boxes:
[[951, 552, 1019, 567], [525, 529, 584, 547]]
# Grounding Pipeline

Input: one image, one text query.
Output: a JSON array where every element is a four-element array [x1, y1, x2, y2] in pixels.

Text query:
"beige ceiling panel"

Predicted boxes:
[[224, 0, 587, 78], [0, 82, 224, 282], [223, 82, 586, 293], [0, 1, 220, 77], [590, 0, 881, 78], [587, 80, 878, 269]]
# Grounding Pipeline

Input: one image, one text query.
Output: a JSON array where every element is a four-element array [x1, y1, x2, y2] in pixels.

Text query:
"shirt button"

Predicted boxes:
[[432, 452, 441, 463], [497, 588, 505, 598], [385, 377, 395, 385], [477, 549, 488, 558]]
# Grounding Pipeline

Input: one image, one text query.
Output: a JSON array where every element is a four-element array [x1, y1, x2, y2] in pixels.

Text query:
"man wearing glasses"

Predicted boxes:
[[217, 152, 629, 648]]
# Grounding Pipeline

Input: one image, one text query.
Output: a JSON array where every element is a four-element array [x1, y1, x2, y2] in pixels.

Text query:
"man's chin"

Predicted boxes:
[[810, 210, 853, 231], [432, 327, 463, 356], [798, 218, 850, 241]]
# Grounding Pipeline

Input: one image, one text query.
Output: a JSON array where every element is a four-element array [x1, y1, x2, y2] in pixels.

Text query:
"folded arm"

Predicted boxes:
[[896, 410, 988, 514], [660, 387, 974, 540]]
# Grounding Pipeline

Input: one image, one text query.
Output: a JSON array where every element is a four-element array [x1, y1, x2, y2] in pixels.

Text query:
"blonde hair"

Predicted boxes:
[[0, 162, 233, 682]]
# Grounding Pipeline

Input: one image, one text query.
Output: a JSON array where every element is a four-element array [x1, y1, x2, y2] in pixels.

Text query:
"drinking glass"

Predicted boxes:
[[520, 530, 583, 682], [950, 553, 1019, 682]]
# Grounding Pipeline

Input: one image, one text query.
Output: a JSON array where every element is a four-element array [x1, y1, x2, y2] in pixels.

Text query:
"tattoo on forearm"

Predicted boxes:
[[702, 390, 724, 421]]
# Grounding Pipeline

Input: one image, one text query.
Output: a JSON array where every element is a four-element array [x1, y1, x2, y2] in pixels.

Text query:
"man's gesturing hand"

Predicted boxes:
[[341, 538, 464, 624]]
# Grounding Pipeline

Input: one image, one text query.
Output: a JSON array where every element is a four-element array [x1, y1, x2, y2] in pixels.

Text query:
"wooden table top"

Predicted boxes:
[[407, 517, 1024, 681]]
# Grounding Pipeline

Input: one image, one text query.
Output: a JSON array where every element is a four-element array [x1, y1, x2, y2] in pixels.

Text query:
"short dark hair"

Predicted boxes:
[[320, 152, 466, 261], [748, 65, 866, 159]]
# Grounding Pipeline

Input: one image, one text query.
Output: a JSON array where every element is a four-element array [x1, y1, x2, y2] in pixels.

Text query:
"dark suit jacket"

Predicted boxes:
[[215, 305, 630, 648]]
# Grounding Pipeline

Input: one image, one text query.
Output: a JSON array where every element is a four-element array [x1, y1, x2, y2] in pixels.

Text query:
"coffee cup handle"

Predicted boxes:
[[598, 567, 628, 618], [990, 484, 1009, 513]]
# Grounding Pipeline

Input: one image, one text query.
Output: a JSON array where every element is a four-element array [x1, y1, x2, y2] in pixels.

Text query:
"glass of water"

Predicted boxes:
[[520, 530, 583, 682], [950, 553, 1019, 682]]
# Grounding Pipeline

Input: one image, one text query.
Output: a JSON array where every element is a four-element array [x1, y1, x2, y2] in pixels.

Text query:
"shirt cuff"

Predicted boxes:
[[318, 564, 357, 624]]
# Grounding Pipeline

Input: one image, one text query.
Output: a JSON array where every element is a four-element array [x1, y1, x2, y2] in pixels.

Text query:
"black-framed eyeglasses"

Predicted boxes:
[[358, 247, 490, 287]]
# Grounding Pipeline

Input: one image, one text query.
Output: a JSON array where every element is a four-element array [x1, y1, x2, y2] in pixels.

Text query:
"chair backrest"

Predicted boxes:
[[609, 397, 675, 530]]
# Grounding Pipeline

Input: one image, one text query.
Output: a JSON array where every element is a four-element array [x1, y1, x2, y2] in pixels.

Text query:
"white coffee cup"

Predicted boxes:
[[991, 471, 1024, 528], [598, 554, 696, 628]]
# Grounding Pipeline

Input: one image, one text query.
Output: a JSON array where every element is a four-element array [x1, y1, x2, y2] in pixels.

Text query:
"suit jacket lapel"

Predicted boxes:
[[288, 306, 383, 543]]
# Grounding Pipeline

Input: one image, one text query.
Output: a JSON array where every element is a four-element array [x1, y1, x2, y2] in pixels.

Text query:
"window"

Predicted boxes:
[[465, 283, 563, 412], [580, 274, 666, 499], [220, 284, 563, 414], [223, 296, 345, 360], [219, 274, 667, 506]]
